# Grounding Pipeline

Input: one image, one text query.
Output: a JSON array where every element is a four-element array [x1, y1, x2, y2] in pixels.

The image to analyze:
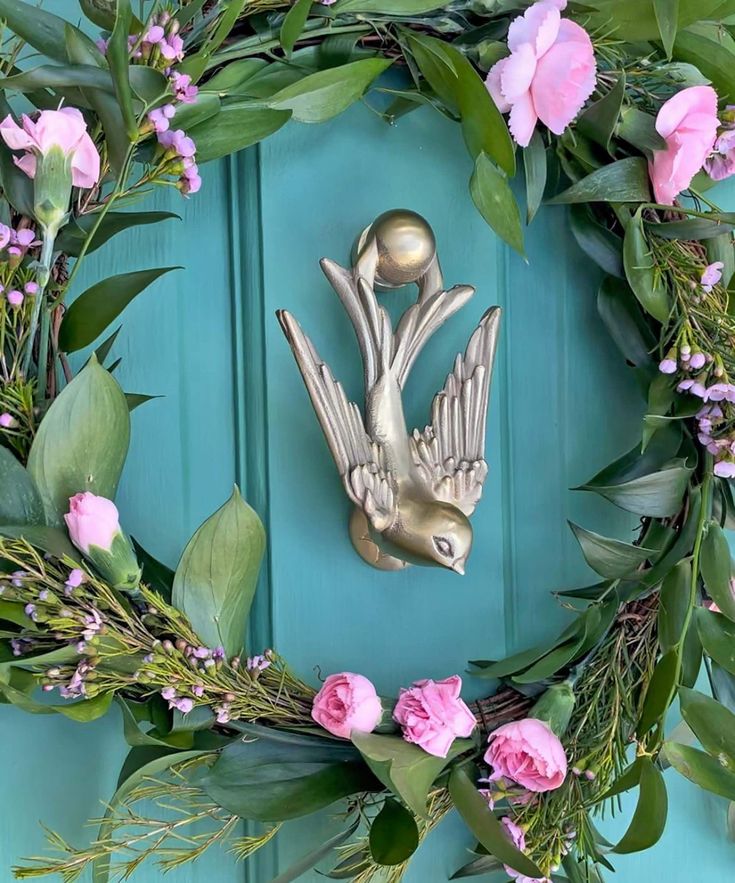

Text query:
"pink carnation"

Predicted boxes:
[[485, 0, 596, 147], [484, 718, 567, 792], [393, 675, 476, 758]]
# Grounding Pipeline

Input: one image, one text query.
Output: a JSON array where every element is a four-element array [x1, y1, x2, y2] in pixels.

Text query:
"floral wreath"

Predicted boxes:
[[1, 0, 735, 881]]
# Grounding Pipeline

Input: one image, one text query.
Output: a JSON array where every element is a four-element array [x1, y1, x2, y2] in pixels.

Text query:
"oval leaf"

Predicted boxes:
[[548, 157, 651, 204], [568, 521, 655, 579], [613, 758, 668, 854], [470, 152, 524, 256], [679, 686, 735, 762], [665, 741, 735, 801], [188, 104, 291, 163], [369, 798, 419, 866], [0, 448, 44, 526], [700, 521, 735, 621], [624, 209, 671, 324], [172, 487, 265, 656], [696, 606, 735, 675]]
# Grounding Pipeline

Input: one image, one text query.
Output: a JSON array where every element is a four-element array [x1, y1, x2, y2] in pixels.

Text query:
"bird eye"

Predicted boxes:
[[433, 536, 453, 558]]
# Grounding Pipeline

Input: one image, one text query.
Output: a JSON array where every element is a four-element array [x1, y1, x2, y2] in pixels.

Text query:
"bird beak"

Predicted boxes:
[[451, 559, 466, 576]]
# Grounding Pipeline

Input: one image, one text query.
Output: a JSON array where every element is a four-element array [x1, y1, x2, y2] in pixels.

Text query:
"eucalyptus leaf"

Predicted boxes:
[[172, 488, 265, 656], [700, 521, 735, 621], [569, 522, 655, 579], [188, 104, 291, 163], [548, 157, 651, 204], [369, 798, 419, 866], [280, 0, 312, 57], [470, 152, 524, 256], [449, 766, 545, 879], [470, 618, 582, 679], [696, 607, 735, 675], [654, 0, 680, 58], [679, 686, 735, 761], [59, 267, 180, 353], [665, 742, 735, 801], [0, 0, 74, 63], [624, 209, 672, 324], [637, 649, 680, 736], [27, 357, 130, 526], [0, 448, 44, 526], [659, 561, 692, 652], [613, 758, 668, 854], [267, 58, 393, 123], [352, 731, 471, 819], [57, 212, 179, 258], [524, 131, 546, 224]]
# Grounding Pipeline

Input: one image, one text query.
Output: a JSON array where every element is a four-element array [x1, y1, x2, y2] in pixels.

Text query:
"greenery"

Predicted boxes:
[[1, 0, 735, 881]]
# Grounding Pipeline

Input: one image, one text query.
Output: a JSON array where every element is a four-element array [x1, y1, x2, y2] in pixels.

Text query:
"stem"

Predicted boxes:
[[681, 461, 713, 648], [22, 231, 56, 384]]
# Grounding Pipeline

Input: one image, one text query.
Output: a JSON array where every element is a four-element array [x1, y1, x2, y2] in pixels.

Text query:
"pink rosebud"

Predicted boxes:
[[649, 87, 719, 205], [64, 491, 121, 554], [485, 718, 567, 792], [0, 412, 16, 428], [701, 261, 724, 292], [501, 817, 549, 883], [0, 108, 100, 189], [311, 672, 383, 739], [144, 25, 165, 44], [393, 674, 476, 758], [714, 460, 735, 478], [6, 289, 23, 307], [485, 0, 596, 147], [24, 281, 39, 296], [659, 358, 677, 374]]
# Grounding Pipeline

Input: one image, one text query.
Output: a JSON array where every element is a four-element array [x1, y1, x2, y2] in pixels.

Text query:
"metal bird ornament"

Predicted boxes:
[[277, 209, 501, 574]]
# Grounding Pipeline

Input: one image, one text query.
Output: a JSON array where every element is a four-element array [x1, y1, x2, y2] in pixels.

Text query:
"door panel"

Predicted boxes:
[[3, 80, 735, 883]]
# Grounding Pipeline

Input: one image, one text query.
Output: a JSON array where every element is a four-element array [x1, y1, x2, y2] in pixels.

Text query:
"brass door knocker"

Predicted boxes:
[[277, 209, 501, 574]]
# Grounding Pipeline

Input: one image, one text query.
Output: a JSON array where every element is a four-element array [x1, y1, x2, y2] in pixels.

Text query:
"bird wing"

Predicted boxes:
[[409, 307, 501, 516], [277, 310, 397, 531]]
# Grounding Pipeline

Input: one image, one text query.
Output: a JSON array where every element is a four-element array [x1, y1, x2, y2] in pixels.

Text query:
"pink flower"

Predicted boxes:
[[705, 128, 735, 181], [659, 358, 677, 374], [311, 672, 383, 739], [501, 817, 549, 883], [484, 718, 567, 792], [171, 72, 198, 104], [6, 289, 23, 307], [649, 86, 719, 205], [393, 675, 476, 758], [180, 161, 201, 195], [701, 261, 724, 292], [158, 128, 196, 158], [0, 108, 100, 189], [64, 492, 121, 555], [714, 460, 735, 478], [0, 412, 16, 428], [149, 104, 176, 133], [485, 0, 596, 147]]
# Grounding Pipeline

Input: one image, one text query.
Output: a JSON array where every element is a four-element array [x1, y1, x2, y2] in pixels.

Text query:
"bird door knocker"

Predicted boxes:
[[277, 209, 501, 575]]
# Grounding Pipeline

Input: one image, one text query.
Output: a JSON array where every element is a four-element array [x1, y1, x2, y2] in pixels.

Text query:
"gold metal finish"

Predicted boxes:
[[277, 209, 501, 575]]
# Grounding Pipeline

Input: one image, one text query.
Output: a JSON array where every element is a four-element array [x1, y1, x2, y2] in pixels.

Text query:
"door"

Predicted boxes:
[[2, 48, 735, 883]]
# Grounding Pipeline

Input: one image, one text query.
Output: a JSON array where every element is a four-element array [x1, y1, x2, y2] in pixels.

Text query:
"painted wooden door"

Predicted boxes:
[[3, 44, 735, 883]]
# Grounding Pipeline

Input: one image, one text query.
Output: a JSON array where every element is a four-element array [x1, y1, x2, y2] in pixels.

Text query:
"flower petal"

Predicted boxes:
[[509, 91, 538, 147]]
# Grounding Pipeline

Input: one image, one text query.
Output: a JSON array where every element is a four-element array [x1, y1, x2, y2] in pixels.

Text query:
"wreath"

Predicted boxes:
[[1, 0, 735, 881]]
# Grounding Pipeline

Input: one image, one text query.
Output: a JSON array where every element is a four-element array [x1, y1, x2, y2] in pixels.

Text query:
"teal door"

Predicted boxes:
[[3, 53, 735, 883]]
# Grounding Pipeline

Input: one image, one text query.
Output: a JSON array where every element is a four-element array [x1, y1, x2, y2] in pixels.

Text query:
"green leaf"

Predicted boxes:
[[659, 561, 692, 652], [57, 212, 179, 258], [0, 136, 34, 216], [569, 522, 655, 579], [613, 758, 668, 853], [59, 267, 180, 353], [201, 724, 378, 821], [524, 131, 546, 224], [711, 662, 735, 714], [624, 209, 671, 324], [125, 392, 159, 411], [679, 687, 735, 762], [171, 92, 221, 131], [548, 157, 651, 204], [369, 798, 419, 866], [205, 59, 269, 93], [470, 618, 582, 679], [351, 731, 471, 819], [577, 74, 625, 150], [646, 215, 735, 241], [117, 697, 193, 748], [92, 749, 208, 883], [673, 23, 735, 103], [470, 152, 524, 256], [597, 276, 656, 371], [107, 0, 137, 140], [334, 0, 447, 10], [450, 854, 504, 879], [599, 758, 643, 801], [665, 742, 735, 801], [131, 537, 173, 602], [79, 0, 118, 30], [637, 649, 680, 736], [172, 488, 265, 657], [655, 0, 680, 58], [570, 205, 624, 278], [188, 104, 291, 163], [616, 107, 667, 154], [0, 448, 44, 526], [696, 607, 735, 675], [0, 524, 79, 561], [267, 58, 393, 123], [701, 522, 735, 621], [55, 690, 114, 722], [0, 0, 73, 62], [707, 230, 735, 292], [406, 33, 515, 176], [449, 766, 545, 879], [271, 818, 360, 883], [27, 357, 130, 526], [280, 0, 312, 57]]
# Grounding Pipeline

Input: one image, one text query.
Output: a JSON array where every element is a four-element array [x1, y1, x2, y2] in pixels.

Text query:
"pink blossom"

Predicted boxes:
[[393, 675, 476, 758], [149, 104, 176, 133], [659, 358, 677, 374], [705, 128, 735, 181], [649, 87, 719, 205], [180, 161, 201, 195], [171, 72, 198, 104], [0, 412, 16, 428], [701, 261, 724, 292], [0, 224, 10, 248], [158, 128, 196, 158], [485, 718, 567, 792], [6, 289, 23, 307], [160, 34, 184, 62], [485, 0, 596, 147], [0, 108, 100, 189], [311, 672, 383, 739], [714, 460, 735, 478], [501, 817, 550, 883], [64, 492, 121, 554]]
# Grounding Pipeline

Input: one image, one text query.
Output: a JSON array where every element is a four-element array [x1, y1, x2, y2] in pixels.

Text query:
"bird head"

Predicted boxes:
[[408, 501, 473, 574]]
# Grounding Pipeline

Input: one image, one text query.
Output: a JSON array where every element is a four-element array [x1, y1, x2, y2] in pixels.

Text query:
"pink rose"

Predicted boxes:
[[649, 86, 719, 205], [64, 492, 121, 554], [0, 108, 100, 189], [485, 0, 596, 147], [484, 718, 567, 792], [393, 675, 476, 758], [311, 672, 383, 739], [501, 817, 549, 883]]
